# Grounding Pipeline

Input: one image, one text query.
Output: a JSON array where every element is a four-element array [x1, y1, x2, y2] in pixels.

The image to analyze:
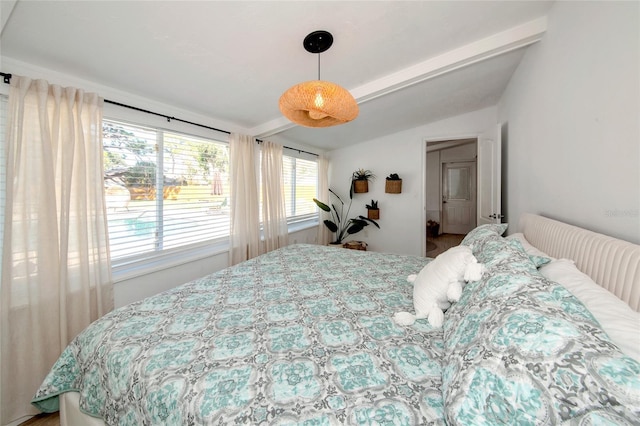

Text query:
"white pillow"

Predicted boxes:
[[540, 258, 640, 363], [506, 232, 555, 260]]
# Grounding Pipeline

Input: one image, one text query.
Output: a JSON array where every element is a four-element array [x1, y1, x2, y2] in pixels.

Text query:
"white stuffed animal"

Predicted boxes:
[[393, 245, 486, 328]]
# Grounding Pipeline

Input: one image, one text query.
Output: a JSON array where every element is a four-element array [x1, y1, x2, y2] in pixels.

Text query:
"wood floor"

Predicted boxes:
[[426, 233, 465, 257], [19, 413, 60, 426]]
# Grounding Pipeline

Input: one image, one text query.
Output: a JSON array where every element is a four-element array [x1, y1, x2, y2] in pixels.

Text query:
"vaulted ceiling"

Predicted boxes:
[[1, 1, 554, 150]]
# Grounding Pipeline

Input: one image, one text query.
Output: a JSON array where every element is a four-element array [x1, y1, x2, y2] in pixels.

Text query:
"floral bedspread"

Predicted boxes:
[[444, 224, 640, 425], [32, 244, 444, 425]]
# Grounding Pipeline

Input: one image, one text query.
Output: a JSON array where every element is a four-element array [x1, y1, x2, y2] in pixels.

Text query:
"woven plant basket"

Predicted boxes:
[[343, 241, 367, 251], [367, 209, 380, 220], [385, 179, 402, 194], [353, 180, 369, 193]]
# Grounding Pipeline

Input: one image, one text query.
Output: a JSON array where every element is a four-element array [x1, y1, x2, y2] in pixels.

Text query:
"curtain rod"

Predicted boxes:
[[0, 71, 319, 157], [103, 99, 231, 134]]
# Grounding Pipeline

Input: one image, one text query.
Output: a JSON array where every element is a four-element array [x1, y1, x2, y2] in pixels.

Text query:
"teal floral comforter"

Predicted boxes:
[[32, 235, 640, 425], [444, 224, 640, 425], [32, 244, 445, 425]]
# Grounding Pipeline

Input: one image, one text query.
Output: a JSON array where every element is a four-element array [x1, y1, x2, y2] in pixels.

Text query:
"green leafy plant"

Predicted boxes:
[[313, 189, 380, 244], [352, 169, 376, 181], [366, 200, 379, 210], [386, 173, 401, 180]]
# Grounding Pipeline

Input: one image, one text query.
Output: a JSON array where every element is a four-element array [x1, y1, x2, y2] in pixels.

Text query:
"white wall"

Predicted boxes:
[[327, 107, 496, 256], [498, 1, 640, 243], [0, 58, 245, 137]]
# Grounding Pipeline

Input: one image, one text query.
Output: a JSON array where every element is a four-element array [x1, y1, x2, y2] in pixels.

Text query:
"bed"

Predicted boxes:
[[32, 213, 640, 425]]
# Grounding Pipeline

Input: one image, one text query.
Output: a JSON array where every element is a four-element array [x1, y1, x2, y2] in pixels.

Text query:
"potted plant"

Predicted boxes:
[[366, 199, 380, 220], [427, 219, 440, 238], [352, 169, 375, 193], [313, 188, 380, 245], [385, 173, 402, 193]]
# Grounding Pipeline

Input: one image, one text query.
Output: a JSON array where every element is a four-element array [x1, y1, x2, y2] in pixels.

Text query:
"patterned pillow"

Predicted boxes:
[[506, 232, 555, 259], [460, 223, 508, 251], [442, 235, 640, 424], [507, 238, 552, 268]]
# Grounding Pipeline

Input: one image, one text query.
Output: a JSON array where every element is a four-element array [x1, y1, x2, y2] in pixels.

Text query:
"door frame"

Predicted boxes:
[[477, 125, 503, 225], [422, 134, 479, 257]]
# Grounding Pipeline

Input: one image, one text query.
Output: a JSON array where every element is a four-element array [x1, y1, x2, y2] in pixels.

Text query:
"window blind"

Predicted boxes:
[[283, 155, 318, 223], [103, 119, 230, 263]]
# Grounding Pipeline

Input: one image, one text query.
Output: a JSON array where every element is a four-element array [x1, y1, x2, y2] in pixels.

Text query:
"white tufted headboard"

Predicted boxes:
[[519, 213, 640, 312]]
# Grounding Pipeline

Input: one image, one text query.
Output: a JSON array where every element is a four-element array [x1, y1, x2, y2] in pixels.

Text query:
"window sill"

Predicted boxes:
[[112, 240, 230, 283], [111, 220, 318, 283], [288, 218, 319, 234]]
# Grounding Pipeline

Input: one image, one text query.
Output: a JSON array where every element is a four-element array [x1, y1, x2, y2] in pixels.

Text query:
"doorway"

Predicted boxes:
[[425, 138, 478, 256]]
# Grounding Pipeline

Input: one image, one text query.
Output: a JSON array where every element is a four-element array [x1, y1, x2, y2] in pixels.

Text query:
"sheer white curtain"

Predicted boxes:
[[316, 155, 331, 245], [261, 141, 288, 252], [229, 133, 260, 265], [0, 76, 113, 424]]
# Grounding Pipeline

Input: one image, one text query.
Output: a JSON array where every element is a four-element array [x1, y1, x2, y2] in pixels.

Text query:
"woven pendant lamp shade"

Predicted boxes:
[[279, 30, 359, 128], [279, 80, 359, 128]]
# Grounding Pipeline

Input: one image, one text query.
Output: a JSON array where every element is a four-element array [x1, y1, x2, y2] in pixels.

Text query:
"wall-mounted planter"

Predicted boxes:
[[352, 169, 374, 193], [385, 179, 402, 193], [353, 180, 369, 193], [367, 208, 380, 220]]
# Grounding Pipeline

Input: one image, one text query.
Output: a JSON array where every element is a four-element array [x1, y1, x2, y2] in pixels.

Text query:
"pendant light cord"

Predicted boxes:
[[317, 54, 321, 80]]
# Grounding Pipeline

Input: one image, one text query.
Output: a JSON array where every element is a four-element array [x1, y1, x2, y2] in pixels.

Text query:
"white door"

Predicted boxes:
[[477, 124, 502, 225], [442, 161, 477, 234]]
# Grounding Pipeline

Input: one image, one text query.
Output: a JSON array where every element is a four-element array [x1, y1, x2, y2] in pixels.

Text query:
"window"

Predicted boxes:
[[103, 120, 230, 264], [282, 154, 318, 224], [257, 150, 319, 226]]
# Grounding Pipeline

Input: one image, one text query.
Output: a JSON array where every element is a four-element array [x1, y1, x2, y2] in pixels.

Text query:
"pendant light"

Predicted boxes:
[[279, 30, 359, 128]]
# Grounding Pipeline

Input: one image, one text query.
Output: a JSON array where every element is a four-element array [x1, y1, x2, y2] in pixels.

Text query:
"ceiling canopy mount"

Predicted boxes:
[[303, 30, 333, 54]]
